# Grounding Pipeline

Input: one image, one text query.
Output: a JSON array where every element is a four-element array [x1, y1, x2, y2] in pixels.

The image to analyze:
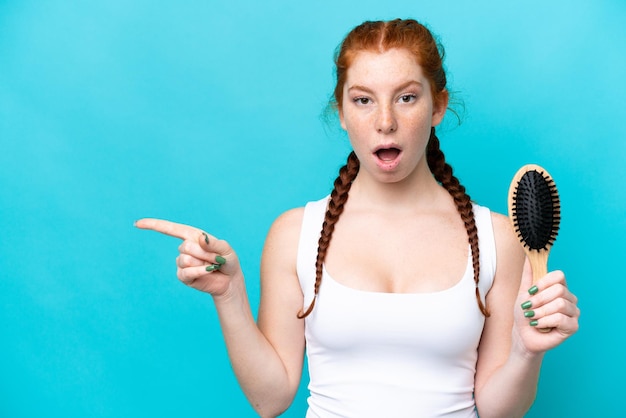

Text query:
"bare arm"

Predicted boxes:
[[135, 209, 306, 417], [474, 213, 580, 418]]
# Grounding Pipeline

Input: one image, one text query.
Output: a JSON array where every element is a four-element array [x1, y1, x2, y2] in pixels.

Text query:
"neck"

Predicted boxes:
[[348, 163, 448, 213]]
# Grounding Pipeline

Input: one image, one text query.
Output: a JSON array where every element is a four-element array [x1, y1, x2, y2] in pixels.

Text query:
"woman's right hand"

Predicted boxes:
[[135, 218, 241, 297]]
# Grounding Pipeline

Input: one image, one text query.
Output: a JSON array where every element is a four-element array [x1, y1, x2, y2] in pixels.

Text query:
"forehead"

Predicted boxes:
[[345, 48, 425, 87]]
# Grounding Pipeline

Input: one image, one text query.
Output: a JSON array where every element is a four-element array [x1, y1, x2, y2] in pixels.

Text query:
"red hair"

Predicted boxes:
[[333, 19, 448, 113]]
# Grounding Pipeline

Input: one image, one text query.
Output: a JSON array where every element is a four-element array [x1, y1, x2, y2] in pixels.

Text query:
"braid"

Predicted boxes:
[[297, 151, 360, 318], [426, 128, 490, 316]]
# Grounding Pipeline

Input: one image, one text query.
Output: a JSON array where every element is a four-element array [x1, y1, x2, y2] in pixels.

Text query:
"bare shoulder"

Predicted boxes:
[[481, 211, 524, 311], [259, 207, 306, 315], [271, 207, 305, 230], [261, 207, 305, 276], [264, 207, 305, 250], [490, 211, 525, 265], [488, 211, 525, 303]]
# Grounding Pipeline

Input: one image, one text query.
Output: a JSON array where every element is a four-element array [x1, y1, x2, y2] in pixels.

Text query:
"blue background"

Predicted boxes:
[[1, 0, 624, 416]]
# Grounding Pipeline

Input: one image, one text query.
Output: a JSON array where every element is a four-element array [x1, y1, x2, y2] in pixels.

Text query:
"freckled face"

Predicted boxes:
[[339, 48, 447, 183]]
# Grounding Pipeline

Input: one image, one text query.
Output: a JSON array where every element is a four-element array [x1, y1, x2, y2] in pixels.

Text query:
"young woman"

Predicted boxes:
[[136, 19, 580, 417]]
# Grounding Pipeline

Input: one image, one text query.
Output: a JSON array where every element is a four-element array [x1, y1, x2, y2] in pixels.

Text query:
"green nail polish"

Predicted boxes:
[[528, 285, 538, 295], [206, 264, 220, 272], [521, 301, 532, 310], [203, 233, 209, 245], [215, 255, 226, 265], [529, 320, 538, 327], [524, 310, 535, 318]]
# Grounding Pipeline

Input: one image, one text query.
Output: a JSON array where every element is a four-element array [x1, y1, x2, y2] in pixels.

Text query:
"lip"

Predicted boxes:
[[372, 144, 402, 171]]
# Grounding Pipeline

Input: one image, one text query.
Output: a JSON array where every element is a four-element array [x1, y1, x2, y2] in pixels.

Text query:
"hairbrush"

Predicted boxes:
[[508, 164, 561, 304]]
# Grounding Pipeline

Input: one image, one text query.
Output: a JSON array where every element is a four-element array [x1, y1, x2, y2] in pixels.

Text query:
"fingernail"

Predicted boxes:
[[202, 233, 209, 245], [528, 285, 538, 295], [206, 264, 221, 272], [521, 301, 532, 310], [524, 310, 535, 318], [215, 255, 226, 265], [529, 320, 538, 327]]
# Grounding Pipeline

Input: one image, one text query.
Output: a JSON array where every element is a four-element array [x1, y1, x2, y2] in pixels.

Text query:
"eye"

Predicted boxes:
[[398, 94, 416, 103], [353, 97, 371, 105]]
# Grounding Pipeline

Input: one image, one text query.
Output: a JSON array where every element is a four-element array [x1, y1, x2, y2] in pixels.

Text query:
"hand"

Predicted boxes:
[[135, 218, 241, 297], [514, 258, 580, 354]]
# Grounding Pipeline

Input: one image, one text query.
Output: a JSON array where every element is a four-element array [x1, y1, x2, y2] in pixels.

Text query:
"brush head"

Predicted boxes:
[[509, 165, 561, 251]]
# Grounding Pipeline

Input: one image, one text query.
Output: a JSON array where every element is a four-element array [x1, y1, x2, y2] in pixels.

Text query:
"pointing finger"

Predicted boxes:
[[135, 218, 200, 240]]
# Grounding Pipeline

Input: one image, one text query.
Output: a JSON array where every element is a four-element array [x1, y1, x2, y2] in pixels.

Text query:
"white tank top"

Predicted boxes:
[[296, 196, 496, 418]]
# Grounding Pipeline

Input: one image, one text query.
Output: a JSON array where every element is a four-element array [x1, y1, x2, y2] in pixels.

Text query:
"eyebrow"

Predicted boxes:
[[347, 80, 423, 94]]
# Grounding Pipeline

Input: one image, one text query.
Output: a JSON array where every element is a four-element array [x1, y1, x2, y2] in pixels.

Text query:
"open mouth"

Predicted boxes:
[[375, 147, 401, 162]]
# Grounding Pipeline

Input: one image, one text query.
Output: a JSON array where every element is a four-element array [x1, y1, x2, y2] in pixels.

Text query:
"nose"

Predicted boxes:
[[376, 104, 397, 134]]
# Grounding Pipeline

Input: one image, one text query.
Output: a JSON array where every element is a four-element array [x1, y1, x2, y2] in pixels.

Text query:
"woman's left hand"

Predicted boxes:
[[514, 258, 580, 354]]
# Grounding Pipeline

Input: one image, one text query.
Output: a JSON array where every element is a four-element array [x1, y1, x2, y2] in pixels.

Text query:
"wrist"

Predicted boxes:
[[511, 331, 545, 364], [212, 271, 246, 305]]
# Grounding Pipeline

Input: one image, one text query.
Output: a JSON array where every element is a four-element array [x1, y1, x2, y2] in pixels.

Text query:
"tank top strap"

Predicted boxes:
[[297, 196, 329, 309], [473, 203, 497, 303]]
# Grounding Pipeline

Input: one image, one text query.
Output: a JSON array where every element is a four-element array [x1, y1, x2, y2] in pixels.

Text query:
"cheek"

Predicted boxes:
[[343, 119, 369, 150], [411, 106, 436, 129], [341, 109, 366, 134]]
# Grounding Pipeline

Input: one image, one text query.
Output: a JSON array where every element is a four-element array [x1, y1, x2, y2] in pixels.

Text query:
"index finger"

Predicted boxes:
[[135, 218, 200, 240]]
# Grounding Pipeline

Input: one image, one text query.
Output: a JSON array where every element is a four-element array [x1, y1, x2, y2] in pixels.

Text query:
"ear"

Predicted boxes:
[[432, 89, 449, 127]]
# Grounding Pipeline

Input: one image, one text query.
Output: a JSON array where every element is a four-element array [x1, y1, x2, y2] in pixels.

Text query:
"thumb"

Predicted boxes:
[[197, 231, 235, 261]]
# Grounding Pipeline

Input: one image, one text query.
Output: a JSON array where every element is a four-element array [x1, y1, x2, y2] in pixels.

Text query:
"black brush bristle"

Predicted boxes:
[[512, 169, 561, 250]]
